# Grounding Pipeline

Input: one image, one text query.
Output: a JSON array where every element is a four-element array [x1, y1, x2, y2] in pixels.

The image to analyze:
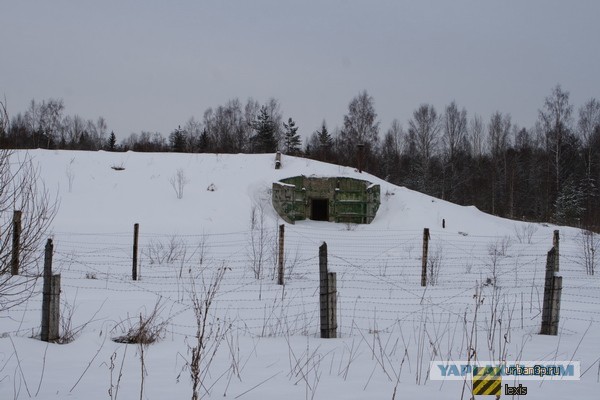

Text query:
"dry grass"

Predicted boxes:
[[112, 300, 168, 345]]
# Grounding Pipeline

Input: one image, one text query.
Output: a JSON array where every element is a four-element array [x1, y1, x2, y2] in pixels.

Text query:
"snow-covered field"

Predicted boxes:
[[1, 150, 599, 399]]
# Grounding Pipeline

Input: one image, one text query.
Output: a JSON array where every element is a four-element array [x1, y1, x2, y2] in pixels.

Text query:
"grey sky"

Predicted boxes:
[[1, 1, 599, 141]]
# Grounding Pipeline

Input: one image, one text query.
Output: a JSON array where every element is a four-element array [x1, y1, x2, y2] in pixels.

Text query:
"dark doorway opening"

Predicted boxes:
[[311, 198, 329, 221]]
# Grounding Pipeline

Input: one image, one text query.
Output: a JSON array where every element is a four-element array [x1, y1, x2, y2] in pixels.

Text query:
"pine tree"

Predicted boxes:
[[317, 122, 333, 148], [169, 125, 187, 152], [108, 131, 117, 151], [251, 106, 277, 153], [198, 128, 210, 152], [554, 179, 584, 225], [315, 121, 333, 161], [282, 117, 301, 155], [304, 142, 312, 156]]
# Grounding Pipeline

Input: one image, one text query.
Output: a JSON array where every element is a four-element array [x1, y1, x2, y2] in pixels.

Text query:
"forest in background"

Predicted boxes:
[[1, 84, 599, 231]]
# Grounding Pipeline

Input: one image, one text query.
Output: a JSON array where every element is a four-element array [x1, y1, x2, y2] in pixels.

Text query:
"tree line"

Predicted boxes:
[[1, 85, 599, 230]]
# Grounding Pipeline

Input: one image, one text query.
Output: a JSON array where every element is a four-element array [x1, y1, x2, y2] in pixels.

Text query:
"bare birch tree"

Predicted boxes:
[[442, 101, 468, 199], [339, 91, 380, 170], [0, 144, 59, 312], [469, 114, 485, 158], [577, 98, 600, 224], [539, 84, 573, 196], [408, 104, 441, 193]]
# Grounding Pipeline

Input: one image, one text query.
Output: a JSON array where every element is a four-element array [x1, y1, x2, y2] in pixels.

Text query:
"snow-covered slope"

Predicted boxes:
[[33, 149, 526, 236], [1, 150, 598, 400]]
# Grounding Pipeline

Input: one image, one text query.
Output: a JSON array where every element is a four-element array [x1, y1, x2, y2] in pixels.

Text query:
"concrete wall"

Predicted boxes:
[[272, 176, 380, 224]]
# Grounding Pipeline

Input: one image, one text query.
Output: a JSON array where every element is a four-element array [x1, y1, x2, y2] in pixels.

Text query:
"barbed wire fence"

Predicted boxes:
[[3, 224, 599, 341]]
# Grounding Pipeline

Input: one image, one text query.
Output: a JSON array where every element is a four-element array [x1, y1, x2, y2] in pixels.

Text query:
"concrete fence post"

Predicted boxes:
[[327, 271, 337, 338], [278, 224, 284, 285], [553, 230, 560, 272], [421, 228, 430, 287], [11, 210, 22, 275], [133, 223, 139, 281], [541, 238, 563, 336], [319, 242, 337, 338], [41, 239, 60, 342]]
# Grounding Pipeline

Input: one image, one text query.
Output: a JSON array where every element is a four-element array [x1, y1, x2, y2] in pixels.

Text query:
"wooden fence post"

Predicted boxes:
[[541, 245, 563, 336], [356, 143, 365, 173], [319, 242, 328, 338], [421, 228, 430, 287], [11, 210, 22, 275], [550, 275, 562, 335], [553, 230, 560, 272], [540, 248, 555, 335], [319, 242, 337, 338], [278, 224, 285, 285], [327, 271, 337, 338], [133, 223, 139, 281], [41, 239, 60, 342]]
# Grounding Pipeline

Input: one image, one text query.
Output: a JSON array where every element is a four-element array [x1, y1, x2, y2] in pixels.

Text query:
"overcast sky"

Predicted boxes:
[[1, 1, 599, 141]]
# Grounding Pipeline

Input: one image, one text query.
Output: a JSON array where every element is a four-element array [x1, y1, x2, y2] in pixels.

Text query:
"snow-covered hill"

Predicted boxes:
[[33, 149, 523, 236], [1, 150, 598, 400]]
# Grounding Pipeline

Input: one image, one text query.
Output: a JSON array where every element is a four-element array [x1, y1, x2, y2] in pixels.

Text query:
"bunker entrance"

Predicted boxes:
[[311, 198, 329, 221], [272, 176, 380, 224]]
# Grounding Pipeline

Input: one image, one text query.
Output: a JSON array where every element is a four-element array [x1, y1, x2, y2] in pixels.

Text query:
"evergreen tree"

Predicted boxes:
[[554, 179, 584, 225], [251, 106, 277, 153], [315, 121, 333, 161], [108, 131, 117, 151], [169, 125, 187, 152], [282, 117, 301, 155], [317, 121, 332, 148], [304, 142, 312, 156], [198, 128, 211, 152]]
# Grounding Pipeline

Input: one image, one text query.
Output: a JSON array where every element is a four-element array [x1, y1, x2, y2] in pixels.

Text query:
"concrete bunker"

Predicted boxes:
[[272, 176, 380, 224]]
